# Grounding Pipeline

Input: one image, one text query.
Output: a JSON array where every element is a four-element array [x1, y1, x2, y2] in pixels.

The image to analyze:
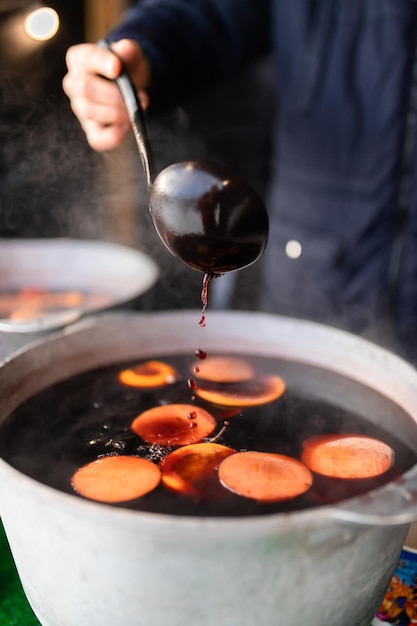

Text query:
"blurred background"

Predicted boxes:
[[0, 0, 275, 311]]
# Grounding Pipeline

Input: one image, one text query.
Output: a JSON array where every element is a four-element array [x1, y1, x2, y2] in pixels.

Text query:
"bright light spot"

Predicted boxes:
[[285, 239, 302, 259], [24, 7, 59, 41]]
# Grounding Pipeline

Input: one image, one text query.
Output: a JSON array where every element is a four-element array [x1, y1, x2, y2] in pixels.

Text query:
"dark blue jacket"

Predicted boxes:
[[110, 0, 417, 363]]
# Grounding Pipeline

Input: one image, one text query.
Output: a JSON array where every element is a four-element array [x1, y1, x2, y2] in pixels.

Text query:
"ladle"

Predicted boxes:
[[99, 39, 269, 275]]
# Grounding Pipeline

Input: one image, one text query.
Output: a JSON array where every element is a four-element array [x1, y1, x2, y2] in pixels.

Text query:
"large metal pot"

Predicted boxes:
[[0, 238, 159, 358], [1, 310, 417, 626]]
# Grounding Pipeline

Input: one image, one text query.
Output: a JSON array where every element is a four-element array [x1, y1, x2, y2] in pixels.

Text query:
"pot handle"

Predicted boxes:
[[326, 466, 417, 526]]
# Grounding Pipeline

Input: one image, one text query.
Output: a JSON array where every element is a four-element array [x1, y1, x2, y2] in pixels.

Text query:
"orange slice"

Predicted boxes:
[[131, 403, 217, 446], [195, 374, 286, 407], [160, 442, 236, 498], [71, 455, 161, 503], [218, 451, 313, 502], [192, 356, 255, 383], [301, 434, 394, 479], [118, 360, 177, 388]]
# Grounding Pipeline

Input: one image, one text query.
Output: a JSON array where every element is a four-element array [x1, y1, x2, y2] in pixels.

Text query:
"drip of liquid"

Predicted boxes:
[[199, 273, 212, 328]]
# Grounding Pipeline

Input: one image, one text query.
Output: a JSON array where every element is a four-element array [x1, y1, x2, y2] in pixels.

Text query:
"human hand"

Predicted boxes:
[[62, 39, 150, 151]]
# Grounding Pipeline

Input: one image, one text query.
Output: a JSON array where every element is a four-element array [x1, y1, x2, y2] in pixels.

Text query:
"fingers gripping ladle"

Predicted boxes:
[[98, 39, 269, 276]]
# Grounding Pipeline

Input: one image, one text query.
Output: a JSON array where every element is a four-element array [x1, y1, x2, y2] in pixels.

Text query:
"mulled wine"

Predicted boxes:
[[0, 354, 415, 517]]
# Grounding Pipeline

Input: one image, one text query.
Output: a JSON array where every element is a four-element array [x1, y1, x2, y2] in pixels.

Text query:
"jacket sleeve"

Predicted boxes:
[[107, 0, 271, 105]]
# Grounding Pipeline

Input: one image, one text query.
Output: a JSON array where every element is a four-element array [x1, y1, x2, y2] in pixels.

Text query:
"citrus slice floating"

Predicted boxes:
[[131, 403, 217, 446], [160, 442, 236, 498], [301, 434, 394, 479], [195, 374, 286, 407], [71, 455, 161, 503], [192, 356, 255, 383], [118, 360, 177, 388], [218, 451, 313, 502]]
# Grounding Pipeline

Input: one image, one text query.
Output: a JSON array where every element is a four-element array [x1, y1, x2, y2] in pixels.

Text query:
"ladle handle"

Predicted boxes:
[[97, 38, 155, 188]]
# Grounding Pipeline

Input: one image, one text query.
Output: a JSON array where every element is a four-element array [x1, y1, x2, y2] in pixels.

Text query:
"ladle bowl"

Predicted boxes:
[[150, 160, 269, 273], [99, 39, 269, 274]]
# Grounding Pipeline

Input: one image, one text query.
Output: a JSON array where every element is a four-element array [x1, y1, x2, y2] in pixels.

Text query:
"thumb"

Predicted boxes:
[[110, 38, 151, 92], [111, 38, 140, 64]]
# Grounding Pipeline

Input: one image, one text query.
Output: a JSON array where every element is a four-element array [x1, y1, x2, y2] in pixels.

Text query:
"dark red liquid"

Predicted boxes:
[[199, 274, 212, 327], [0, 355, 415, 517], [169, 234, 266, 274]]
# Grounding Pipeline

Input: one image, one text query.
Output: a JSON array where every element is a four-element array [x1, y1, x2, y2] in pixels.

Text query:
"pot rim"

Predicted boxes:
[[1, 309, 417, 528], [0, 237, 159, 333]]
